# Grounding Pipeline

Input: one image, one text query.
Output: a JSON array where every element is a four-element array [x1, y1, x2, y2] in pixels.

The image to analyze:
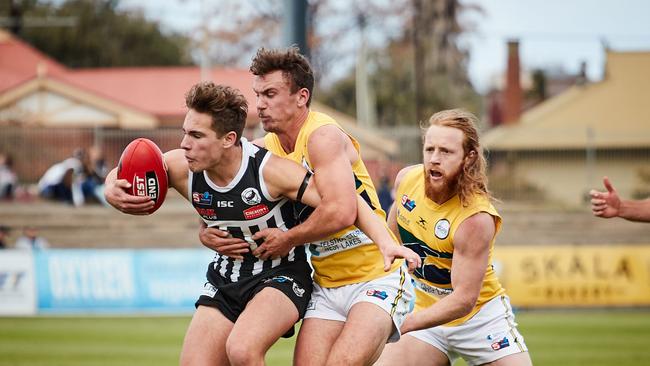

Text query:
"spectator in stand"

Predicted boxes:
[[0, 225, 11, 249], [38, 149, 85, 206], [81, 145, 109, 205], [15, 225, 50, 250], [377, 175, 394, 214], [0, 152, 17, 200]]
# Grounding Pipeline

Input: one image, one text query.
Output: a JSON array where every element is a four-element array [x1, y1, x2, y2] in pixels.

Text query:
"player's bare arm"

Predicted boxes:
[[251, 125, 357, 258], [253, 154, 421, 267], [590, 176, 650, 222], [104, 167, 154, 214], [400, 212, 495, 333], [162, 149, 189, 195]]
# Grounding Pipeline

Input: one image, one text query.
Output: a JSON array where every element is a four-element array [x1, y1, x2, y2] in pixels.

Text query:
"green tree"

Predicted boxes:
[[318, 0, 482, 126], [1, 0, 192, 67]]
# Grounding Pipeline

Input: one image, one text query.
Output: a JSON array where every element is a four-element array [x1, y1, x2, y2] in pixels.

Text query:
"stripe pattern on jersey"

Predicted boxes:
[[188, 140, 305, 283]]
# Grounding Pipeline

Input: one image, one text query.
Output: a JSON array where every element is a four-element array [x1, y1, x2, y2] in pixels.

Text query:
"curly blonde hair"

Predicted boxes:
[[423, 109, 492, 206]]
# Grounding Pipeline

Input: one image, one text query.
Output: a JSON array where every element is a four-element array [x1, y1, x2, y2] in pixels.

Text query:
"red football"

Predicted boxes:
[[117, 138, 168, 214]]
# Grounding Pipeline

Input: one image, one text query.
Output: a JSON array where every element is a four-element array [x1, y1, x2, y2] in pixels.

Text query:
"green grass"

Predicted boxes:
[[1, 310, 649, 366]]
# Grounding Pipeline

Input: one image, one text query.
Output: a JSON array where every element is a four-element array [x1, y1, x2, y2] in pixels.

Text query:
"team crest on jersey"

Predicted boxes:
[[434, 219, 450, 239], [241, 187, 261, 205], [192, 191, 213, 205], [401, 194, 416, 211]]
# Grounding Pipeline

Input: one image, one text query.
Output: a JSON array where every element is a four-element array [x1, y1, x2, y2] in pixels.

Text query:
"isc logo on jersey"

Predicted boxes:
[[133, 171, 159, 200]]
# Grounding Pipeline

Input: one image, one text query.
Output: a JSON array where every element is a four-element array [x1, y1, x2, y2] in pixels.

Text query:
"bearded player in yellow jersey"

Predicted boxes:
[[199, 46, 418, 366], [376, 110, 532, 366]]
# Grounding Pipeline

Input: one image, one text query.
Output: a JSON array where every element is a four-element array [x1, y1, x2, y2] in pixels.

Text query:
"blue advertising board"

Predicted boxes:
[[35, 249, 211, 313]]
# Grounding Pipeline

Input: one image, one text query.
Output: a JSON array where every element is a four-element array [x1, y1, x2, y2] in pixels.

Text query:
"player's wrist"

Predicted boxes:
[[282, 229, 300, 249]]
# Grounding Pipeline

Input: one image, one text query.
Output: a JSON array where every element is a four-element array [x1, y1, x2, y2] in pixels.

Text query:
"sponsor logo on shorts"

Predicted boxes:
[[266, 275, 294, 284], [192, 191, 213, 205], [243, 204, 269, 219], [401, 194, 416, 211], [202, 282, 217, 297], [292, 282, 305, 297], [264, 276, 305, 297], [491, 337, 510, 351], [366, 289, 388, 300], [241, 187, 262, 205], [434, 219, 450, 239], [306, 300, 315, 310]]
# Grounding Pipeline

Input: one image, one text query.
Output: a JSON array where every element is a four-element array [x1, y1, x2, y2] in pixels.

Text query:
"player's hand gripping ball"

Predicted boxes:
[[117, 138, 168, 214]]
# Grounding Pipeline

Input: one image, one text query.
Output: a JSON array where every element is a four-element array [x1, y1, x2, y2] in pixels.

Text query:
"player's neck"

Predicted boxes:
[[205, 145, 243, 187], [278, 108, 310, 153]]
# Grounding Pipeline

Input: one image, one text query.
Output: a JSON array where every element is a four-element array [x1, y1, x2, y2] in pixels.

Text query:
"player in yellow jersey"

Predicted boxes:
[[198, 46, 417, 366], [376, 109, 532, 366]]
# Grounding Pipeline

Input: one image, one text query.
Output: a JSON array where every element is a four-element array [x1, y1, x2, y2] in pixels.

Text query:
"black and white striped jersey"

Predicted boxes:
[[188, 139, 307, 283]]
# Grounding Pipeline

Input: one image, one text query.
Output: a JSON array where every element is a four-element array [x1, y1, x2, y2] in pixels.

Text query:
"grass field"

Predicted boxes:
[[1, 310, 649, 365]]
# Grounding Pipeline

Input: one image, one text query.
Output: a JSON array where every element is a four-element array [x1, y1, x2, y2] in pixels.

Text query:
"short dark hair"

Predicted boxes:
[[250, 46, 314, 107], [185, 82, 248, 145]]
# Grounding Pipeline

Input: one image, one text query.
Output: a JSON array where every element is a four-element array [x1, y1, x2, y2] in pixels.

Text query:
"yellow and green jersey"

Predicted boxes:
[[394, 166, 504, 326]]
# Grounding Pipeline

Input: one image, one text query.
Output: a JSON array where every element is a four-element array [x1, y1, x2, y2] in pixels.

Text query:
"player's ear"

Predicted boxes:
[[465, 150, 477, 163], [297, 87, 309, 108], [223, 131, 238, 148]]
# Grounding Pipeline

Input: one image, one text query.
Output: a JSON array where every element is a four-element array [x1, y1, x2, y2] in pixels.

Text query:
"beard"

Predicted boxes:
[[423, 165, 461, 203]]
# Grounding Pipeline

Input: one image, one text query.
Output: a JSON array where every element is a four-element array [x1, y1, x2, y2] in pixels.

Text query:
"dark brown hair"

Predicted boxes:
[[185, 82, 248, 145], [250, 46, 314, 107]]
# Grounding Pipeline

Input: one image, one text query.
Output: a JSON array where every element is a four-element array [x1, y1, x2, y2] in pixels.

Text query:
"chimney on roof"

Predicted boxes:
[[503, 39, 522, 124], [576, 60, 588, 86]]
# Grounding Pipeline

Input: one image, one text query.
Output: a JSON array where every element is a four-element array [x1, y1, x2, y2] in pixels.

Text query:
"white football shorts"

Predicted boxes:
[[408, 295, 528, 365], [304, 265, 415, 343]]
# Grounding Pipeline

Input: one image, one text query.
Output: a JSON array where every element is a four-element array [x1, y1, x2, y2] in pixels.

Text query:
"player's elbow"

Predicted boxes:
[[326, 201, 357, 229], [335, 209, 357, 229], [455, 293, 479, 317]]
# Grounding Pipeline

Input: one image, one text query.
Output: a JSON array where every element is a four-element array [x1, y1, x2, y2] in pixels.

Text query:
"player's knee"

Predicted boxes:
[[226, 336, 261, 365], [326, 350, 366, 366]]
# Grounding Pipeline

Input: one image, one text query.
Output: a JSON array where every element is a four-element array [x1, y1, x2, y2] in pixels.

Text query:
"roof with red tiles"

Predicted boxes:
[[65, 67, 256, 118], [0, 29, 256, 120], [0, 30, 68, 92]]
